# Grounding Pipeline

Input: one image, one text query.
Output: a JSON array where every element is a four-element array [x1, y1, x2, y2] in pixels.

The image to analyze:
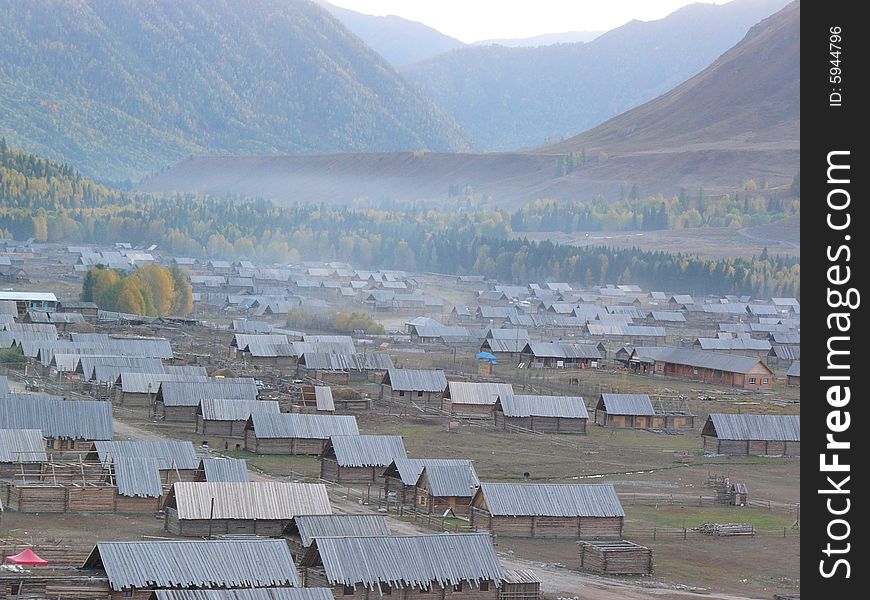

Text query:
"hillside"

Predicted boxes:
[[473, 32, 604, 47], [141, 1, 799, 208], [401, 0, 791, 151], [0, 0, 471, 182], [318, 1, 465, 65]]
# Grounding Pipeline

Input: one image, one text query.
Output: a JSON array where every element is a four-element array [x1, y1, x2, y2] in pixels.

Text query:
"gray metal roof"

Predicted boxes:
[[0, 395, 112, 440], [159, 379, 257, 406], [165, 482, 331, 520], [786, 360, 800, 377], [522, 342, 601, 359], [387, 459, 477, 486], [291, 341, 358, 357], [232, 320, 274, 334], [249, 413, 360, 439], [498, 395, 588, 419], [233, 333, 290, 349], [0, 429, 48, 463], [112, 457, 164, 497], [695, 338, 771, 351], [702, 303, 748, 314], [384, 369, 448, 392], [199, 399, 279, 421], [771, 333, 800, 345], [587, 324, 665, 337], [117, 372, 210, 393], [291, 514, 391, 547], [83, 539, 299, 590], [477, 483, 624, 517], [301, 352, 394, 372], [327, 435, 408, 467], [770, 346, 800, 360], [419, 464, 480, 497], [648, 311, 686, 322], [305, 534, 503, 589], [78, 355, 165, 382], [95, 440, 199, 470], [481, 338, 526, 354], [200, 458, 250, 483], [445, 382, 514, 406], [486, 328, 530, 341], [152, 590, 334, 600], [0, 375, 9, 395], [630, 347, 771, 375], [599, 394, 655, 416], [606, 306, 645, 319], [707, 413, 800, 441]]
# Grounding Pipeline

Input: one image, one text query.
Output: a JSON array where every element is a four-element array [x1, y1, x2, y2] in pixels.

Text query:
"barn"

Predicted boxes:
[[469, 483, 624, 539], [319, 435, 407, 483], [155, 379, 258, 421], [299, 533, 503, 599], [414, 463, 480, 516], [383, 458, 478, 506], [162, 481, 331, 537], [80, 539, 299, 598], [702, 414, 800, 456], [494, 394, 588, 434], [283, 514, 391, 558], [0, 395, 113, 452], [380, 368, 448, 406], [629, 347, 775, 389], [786, 361, 800, 386], [244, 413, 360, 455], [196, 399, 280, 437], [441, 381, 515, 418]]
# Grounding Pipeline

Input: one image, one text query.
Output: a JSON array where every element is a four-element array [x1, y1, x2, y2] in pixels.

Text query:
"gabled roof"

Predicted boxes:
[[0, 395, 112, 440], [152, 590, 331, 600], [497, 395, 588, 419], [199, 399, 280, 421], [705, 413, 800, 441], [301, 534, 503, 589], [300, 352, 394, 372], [289, 514, 391, 547], [94, 440, 198, 470], [630, 347, 772, 375], [445, 382, 514, 406], [158, 379, 257, 407], [200, 458, 249, 483], [82, 539, 299, 591], [648, 311, 686, 322], [0, 429, 47, 463], [786, 360, 800, 377], [522, 341, 601, 359], [112, 457, 164, 498], [164, 481, 331, 520], [475, 483, 624, 517], [695, 338, 771, 351], [325, 435, 407, 467], [385, 458, 477, 486], [117, 372, 209, 394], [248, 413, 359, 439], [598, 394, 655, 416], [383, 369, 448, 392], [418, 464, 480, 497]]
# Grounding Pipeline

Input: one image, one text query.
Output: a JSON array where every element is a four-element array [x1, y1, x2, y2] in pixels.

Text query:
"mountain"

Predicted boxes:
[[401, 0, 792, 151], [142, 1, 799, 209], [473, 31, 604, 47], [318, 1, 465, 65], [0, 0, 471, 182]]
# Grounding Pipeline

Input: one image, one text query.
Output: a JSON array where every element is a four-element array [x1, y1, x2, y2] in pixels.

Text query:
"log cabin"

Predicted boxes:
[[0, 395, 113, 453], [593, 394, 694, 430], [155, 378, 258, 421], [702, 414, 800, 456], [494, 394, 588, 434], [284, 514, 391, 559], [786, 361, 800, 386], [628, 347, 774, 390], [244, 413, 360, 455], [383, 458, 477, 506], [380, 368, 448, 407], [196, 399, 280, 437], [414, 464, 480, 516], [319, 435, 407, 483], [441, 382, 514, 418]]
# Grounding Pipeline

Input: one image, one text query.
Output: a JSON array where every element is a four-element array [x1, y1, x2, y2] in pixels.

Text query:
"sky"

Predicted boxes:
[[325, 0, 734, 43]]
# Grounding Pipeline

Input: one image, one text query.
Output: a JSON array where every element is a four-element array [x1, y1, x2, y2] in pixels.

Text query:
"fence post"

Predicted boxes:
[[653, 527, 657, 541], [783, 527, 787, 538], [683, 528, 687, 540]]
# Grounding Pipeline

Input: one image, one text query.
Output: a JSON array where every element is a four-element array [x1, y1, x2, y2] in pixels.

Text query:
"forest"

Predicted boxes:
[[1, 144, 799, 298], [81, 264, 193, 317]]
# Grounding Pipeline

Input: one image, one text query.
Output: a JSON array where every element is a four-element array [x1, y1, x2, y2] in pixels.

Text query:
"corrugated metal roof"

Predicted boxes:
[[420, 464, 480, 497], [313, 386, 335, 412], [702, 303, 748, 314], [232, 320, 274, 334], [199, 399, 280, 421], [301, 352, 394, 372], [152, 590, 333, 600], [599, 394, 655, 416], [0, 429, 48, 463], [200, 458, 250, 483], [786, 360, 800, 377], [0, 395, 112, 440], [166, 482, 331, 519], [708, 413, 800, 441], [0, 375, 9, 395], [384, 369, 448, 392], [159, 379, 257, 406], [498, 395, 588, 419], [606, 306, 644, 319], [523, 342, 601, 359], [477, 483, 624, 517], [118, 372, 210, 393], [95, 440, 198, 470], [486, 328, 530, 341], [305, 534, 503, 589], [630, 347, 770, 375], [771, 333, 800, 345], [501, 570, 542, 585], [83, 539, 299, 590], [113, 457, 164, 497], [249, 413, 359, 439], [388, 459, 477, 486], [446, 382, 514, 406], [327, 435, 407, 467], [78, 356, 165, 381], [649, 311, 686, 322], [747, 304, 778, 315], [481, 338, 526, 354], [233, 333, 290, 349], [695, 338, 771, 351], [770, 346, 800, 360], [291, 514, 391, 547], [587, 324, 665, 337]]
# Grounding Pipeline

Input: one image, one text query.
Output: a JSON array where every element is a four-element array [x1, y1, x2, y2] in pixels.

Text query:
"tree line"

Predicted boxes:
[[82, 264, 193, 316]]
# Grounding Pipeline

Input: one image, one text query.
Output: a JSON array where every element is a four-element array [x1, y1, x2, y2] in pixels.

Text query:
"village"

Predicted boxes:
[[0, 240, 800, 600]]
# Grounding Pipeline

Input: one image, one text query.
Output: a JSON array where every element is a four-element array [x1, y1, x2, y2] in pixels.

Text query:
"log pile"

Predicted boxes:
[[697, 523, 756, 536], [578, 540, 653, 575]]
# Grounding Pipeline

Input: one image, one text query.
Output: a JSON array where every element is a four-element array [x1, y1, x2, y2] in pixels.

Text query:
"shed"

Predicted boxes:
[[114, 372, 209, 407], [786, 361, 800, 386], [244, 413, 360, 455], [0, 395, 113, 451], [442, 381, 514, 417], [0, 429, 47, 477], [470, 482, 624, 538], [319, 435, 407, 483], [595, 394, 654, 428], [414, 463, 480, 516], [380, 369, 448, 406], [383, 458, 478, 506], [196, 399, 280, 437], [499, 570, 542, 600], [494, 395, 588, 434], [156, 379, 257, 421], [162, 481, 331, 537], [284, 514, 391, 558], [578, 540, 653, 575], [520, 341, 601, 369], [702, 414, 800, 456], [197, 458, 250, 483]]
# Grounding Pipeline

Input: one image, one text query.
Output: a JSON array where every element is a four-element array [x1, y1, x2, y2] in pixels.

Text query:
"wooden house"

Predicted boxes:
[[0, 395, 113, 452], [162, 481, 331, 537], [299, 533, 503, 600], [284, 514, 391, 559], [414, 463, 480, 516], [244, 413, 360, 455], [702, 414, 800, 456], [469, 483, 624, 539], [319, 435, 407, 483], [150, 589, 333, 600], [155, 378, 258, 421], [629, 347, 774, 389], [494, 394, 588, 434], [80, 539, 299, 598], [0, 291, 58, 316], [593, 394, 693, 430], [0, 429, 47, 478], [499, 570, 542, 600], [441, 381, 514, 418], [380, 368, 448, 406], [113, 371, 209, 407], [383, 458, 477, 506], [578, 540, 653, 575], [231, 333, 294, 367], [195, 458, 250, 482], [786, 361, 800, 386], [196, 399, 280, 437], [297, 352, 394, 385], [520, 341, 601, 369]]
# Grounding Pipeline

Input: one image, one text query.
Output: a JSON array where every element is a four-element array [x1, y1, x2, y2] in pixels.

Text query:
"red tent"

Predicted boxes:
[[4, 548, 48, 565]]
